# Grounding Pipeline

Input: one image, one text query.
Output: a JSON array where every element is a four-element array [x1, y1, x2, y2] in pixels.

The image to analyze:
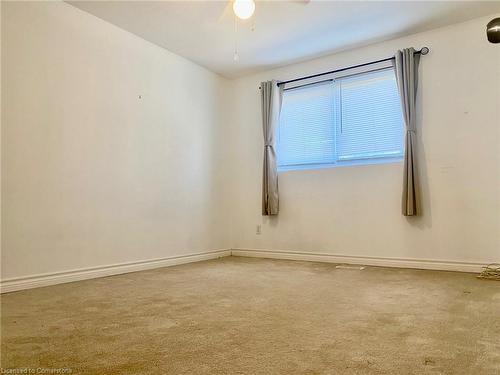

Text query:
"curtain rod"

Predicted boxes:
[[259, 47, 429, 89]]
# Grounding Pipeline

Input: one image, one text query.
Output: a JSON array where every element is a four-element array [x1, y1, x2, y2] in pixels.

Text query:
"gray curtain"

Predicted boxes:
[[261, 80, 283, 215], [394, 48, 421, 216]]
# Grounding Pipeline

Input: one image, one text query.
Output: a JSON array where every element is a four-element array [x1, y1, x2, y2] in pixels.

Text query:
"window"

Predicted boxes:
[[277, 68, 404, 171]]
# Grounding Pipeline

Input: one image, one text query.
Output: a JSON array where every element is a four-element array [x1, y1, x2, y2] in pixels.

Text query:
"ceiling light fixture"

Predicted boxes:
[[233, 0, 255, 20]]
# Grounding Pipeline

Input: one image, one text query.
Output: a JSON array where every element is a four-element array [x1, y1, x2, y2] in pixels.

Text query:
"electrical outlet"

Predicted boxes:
[[256, 225, 262, 235]]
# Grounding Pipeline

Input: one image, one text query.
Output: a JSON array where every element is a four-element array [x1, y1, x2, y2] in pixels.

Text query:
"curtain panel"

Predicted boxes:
[[394, 48, 421, 216], [261, 80, 283, 215]]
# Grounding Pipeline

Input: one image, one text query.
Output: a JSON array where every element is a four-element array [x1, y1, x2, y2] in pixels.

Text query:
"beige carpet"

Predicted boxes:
[[1, 257, 500, 374]]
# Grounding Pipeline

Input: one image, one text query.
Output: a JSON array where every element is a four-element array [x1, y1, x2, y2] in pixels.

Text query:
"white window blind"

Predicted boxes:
[[277, 67, 404, 170], [277, 82, 335, 167], [337, 70, 404, 161]]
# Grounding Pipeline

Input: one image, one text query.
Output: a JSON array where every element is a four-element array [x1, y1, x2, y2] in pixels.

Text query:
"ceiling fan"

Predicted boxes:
[[221, 0, 310, 62], [221, 0, 310, 21]]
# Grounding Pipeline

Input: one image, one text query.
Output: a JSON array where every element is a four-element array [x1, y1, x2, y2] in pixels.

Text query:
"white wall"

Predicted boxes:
[[2, 3, 498, 284], [1, 1, 232, 280], [229, 15, 500, 264]]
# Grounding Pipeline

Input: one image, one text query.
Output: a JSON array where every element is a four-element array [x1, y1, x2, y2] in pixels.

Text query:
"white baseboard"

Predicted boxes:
[[1, 248, 489, 293], [0, 249, 231, 294], [231, 248, 488, 273]]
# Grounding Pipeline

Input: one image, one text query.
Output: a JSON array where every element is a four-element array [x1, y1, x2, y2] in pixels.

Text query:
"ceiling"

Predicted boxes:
[[68, 1, 500, 79]]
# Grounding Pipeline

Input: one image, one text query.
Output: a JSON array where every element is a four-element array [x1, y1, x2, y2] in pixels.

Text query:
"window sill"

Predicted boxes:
[[277, 157, 403, 173]]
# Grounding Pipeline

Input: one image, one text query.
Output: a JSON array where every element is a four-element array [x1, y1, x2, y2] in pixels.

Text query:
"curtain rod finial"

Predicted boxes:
[[421, 47, 429, 55]]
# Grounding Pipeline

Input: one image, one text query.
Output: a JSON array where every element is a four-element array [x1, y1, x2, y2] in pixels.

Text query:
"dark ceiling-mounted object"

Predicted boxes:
[[487, 18, 500, 43]]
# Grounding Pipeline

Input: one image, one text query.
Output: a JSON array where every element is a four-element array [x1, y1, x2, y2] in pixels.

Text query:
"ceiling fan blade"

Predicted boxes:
[[217, 1, 234, 23]]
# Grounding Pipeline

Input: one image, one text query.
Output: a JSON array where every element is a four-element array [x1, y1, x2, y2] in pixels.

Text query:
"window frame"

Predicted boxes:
[[277, 61, 404, 172]]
